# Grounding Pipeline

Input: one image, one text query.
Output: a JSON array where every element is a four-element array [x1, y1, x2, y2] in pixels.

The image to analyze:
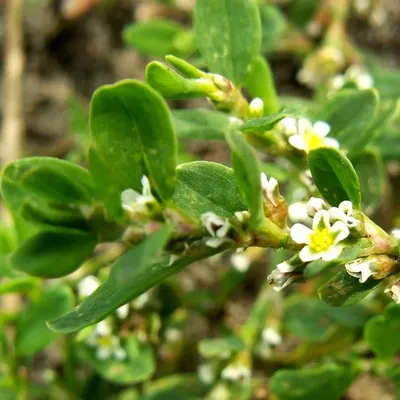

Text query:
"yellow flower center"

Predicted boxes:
[[98, 336, 113, 349], [310, 228, 333, 252], [306, 132, 324, 150]]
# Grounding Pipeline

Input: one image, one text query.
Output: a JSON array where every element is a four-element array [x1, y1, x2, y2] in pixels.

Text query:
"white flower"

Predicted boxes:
[[262, 327, 282, 346], [276, 117, 297, 136], [201, 212, 231, 248], [345, 258, 379, 283], [230, 252, 251, 273], [291, 210, 349, 262], [198, 364, 215, 384], [346, 65, 374, 89], [267, 267, 297, 291], [288, 118, 339, 153], [165, 328, 183, 342], [132, 291, 150, 310], [86, 320, 126, 361], [306, 197, 328, 217], [78, 275, 100, 299], [116, 304, 129, 320], [249, 97, 264, 118], [329, 200, 358, 228], [391, 229, 400, 239], [121, 176, 155, 214], [288, 202, 311, 224], [385, 282, 400, 303], [261, 172, 279, 206], [221, 364, 251, 382]]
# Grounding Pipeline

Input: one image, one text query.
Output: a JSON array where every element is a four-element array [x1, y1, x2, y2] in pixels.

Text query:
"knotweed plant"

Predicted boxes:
[[2, 0, 400, 398]]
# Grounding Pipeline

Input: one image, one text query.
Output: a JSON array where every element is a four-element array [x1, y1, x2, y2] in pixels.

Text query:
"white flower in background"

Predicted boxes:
[[78, 275, 100, 299], [198, 364, 216, 384], [86, 319, 126, 361], [262, 327, 282, 347], [385, 281, 400, 303], [165, 328, 183, 343], [228, 116, 244, 128], [288, 201, 311, 224], [121, 175, 155, 214], [354, 0, 370, 15], [201, 212, 231, 248], [230, 252, 251, 273], [306, 197, 328, 217], [276, 117, 297, 136], [391, 229, 400, 239], [345, 258, 379, 283], [132, 291, 150, 310], [291, 210, 349, 262], [221, 364, 251, 382], [261, 172, 279, 206], [249, 97, 264, 118], [346, 65, 374, 89], [288, 118, 339, 153], [329, 200, 358, 228], [116, 304, 129, 320]]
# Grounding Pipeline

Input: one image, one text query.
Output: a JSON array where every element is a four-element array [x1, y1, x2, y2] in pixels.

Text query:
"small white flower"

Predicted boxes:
[[385, 282, 400, 303], [391, 229, 400, 239], [276, 117, 298, 136], [288, 118, 339, 153], [201, 212, 231, 248], [262, 327, 282, 346], [346, 65, 374, 89], [354, 0, 370, 14], [307, 197, 328, 217], [86, 320, 127, 361], [249, 97, 264, 118], [165, 328, 183, 342], [78, 275, 100, 299], [132, 291, 150, 310], [267, 267, 297, 291], [230, 252, 251, 273], [329, 200, 358, 228], [116, 304, 129, 320], [228, 116, 244, 127], [234, 210, 250, 223], [291, 210, 349, 262], [330, 74, 346, 91], [198, 364, 215, 384], [221, 364, 251, 382], [121, 176, 155, 214], [261, 173, 279, 206], [345, 258, 379, 283], [288, 202, 311, 224]]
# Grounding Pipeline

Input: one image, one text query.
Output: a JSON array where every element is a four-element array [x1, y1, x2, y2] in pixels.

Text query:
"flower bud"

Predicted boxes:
[[385, 280, 400, 304], [306, 197, 328, 217], [345, 255, 397, 283], [249, 98, 264, 118]]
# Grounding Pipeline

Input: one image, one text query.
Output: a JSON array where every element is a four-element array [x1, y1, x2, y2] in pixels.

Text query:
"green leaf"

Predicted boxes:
[[289, 0, 319, 27], [80, 335, 155, 385], [49, 226, 221, 334], [123, 19, 192, 57], [199, 335, 244, 359], [10, 229, 97, 278], [245, 56, 279, 115], [90, 80, 177, 202], [0, 277, 38, 295], [373, 67, 400, 99], [364, 303, 400, 358], [373, 128, 400, 161], [318, 270, 380, 306], [240, 109, 296, 133], [172, 161, 246, 219], [308, 147, 361, 208], [259, 4, 286, 53], [284, 298, 337, 341], [225, 130, 265, 228], [315, 89, 379, 153], [146, 62, 214, 100], [173, 109, 230, 140], [269, 363, 355, 400], [352, 149, 385, 215], [15, 284, 73, 356], [1, 158, 94, 225], [194, 0, 261, 85]]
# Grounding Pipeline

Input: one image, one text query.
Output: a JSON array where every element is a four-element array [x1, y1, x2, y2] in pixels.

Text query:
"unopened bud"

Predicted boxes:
[[249, 98, 264, 118], [345, 255, 397, 283], [306, 197, 328, 217]]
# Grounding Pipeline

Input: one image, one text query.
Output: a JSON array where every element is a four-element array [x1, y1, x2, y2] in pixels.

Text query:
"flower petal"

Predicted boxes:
[[290, 224, 313, 244], [312, 210, 331, 230], [298, 118, 312, 136], [338, 200, 353, 216], [141, 176, 152, 196], [320, 245, 342, 261], [121, 189, 140, 210], [324, 137, 340, 149], [330, 221, 350, 244], [299, 246, 321, 262], [313, 121, 331, 137], [288, 135, 306, 151]]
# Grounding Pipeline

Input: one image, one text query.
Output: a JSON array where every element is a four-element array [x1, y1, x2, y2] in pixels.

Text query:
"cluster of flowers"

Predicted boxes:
[[276, 117, 338, 153], [329, 65, 374, 95]]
